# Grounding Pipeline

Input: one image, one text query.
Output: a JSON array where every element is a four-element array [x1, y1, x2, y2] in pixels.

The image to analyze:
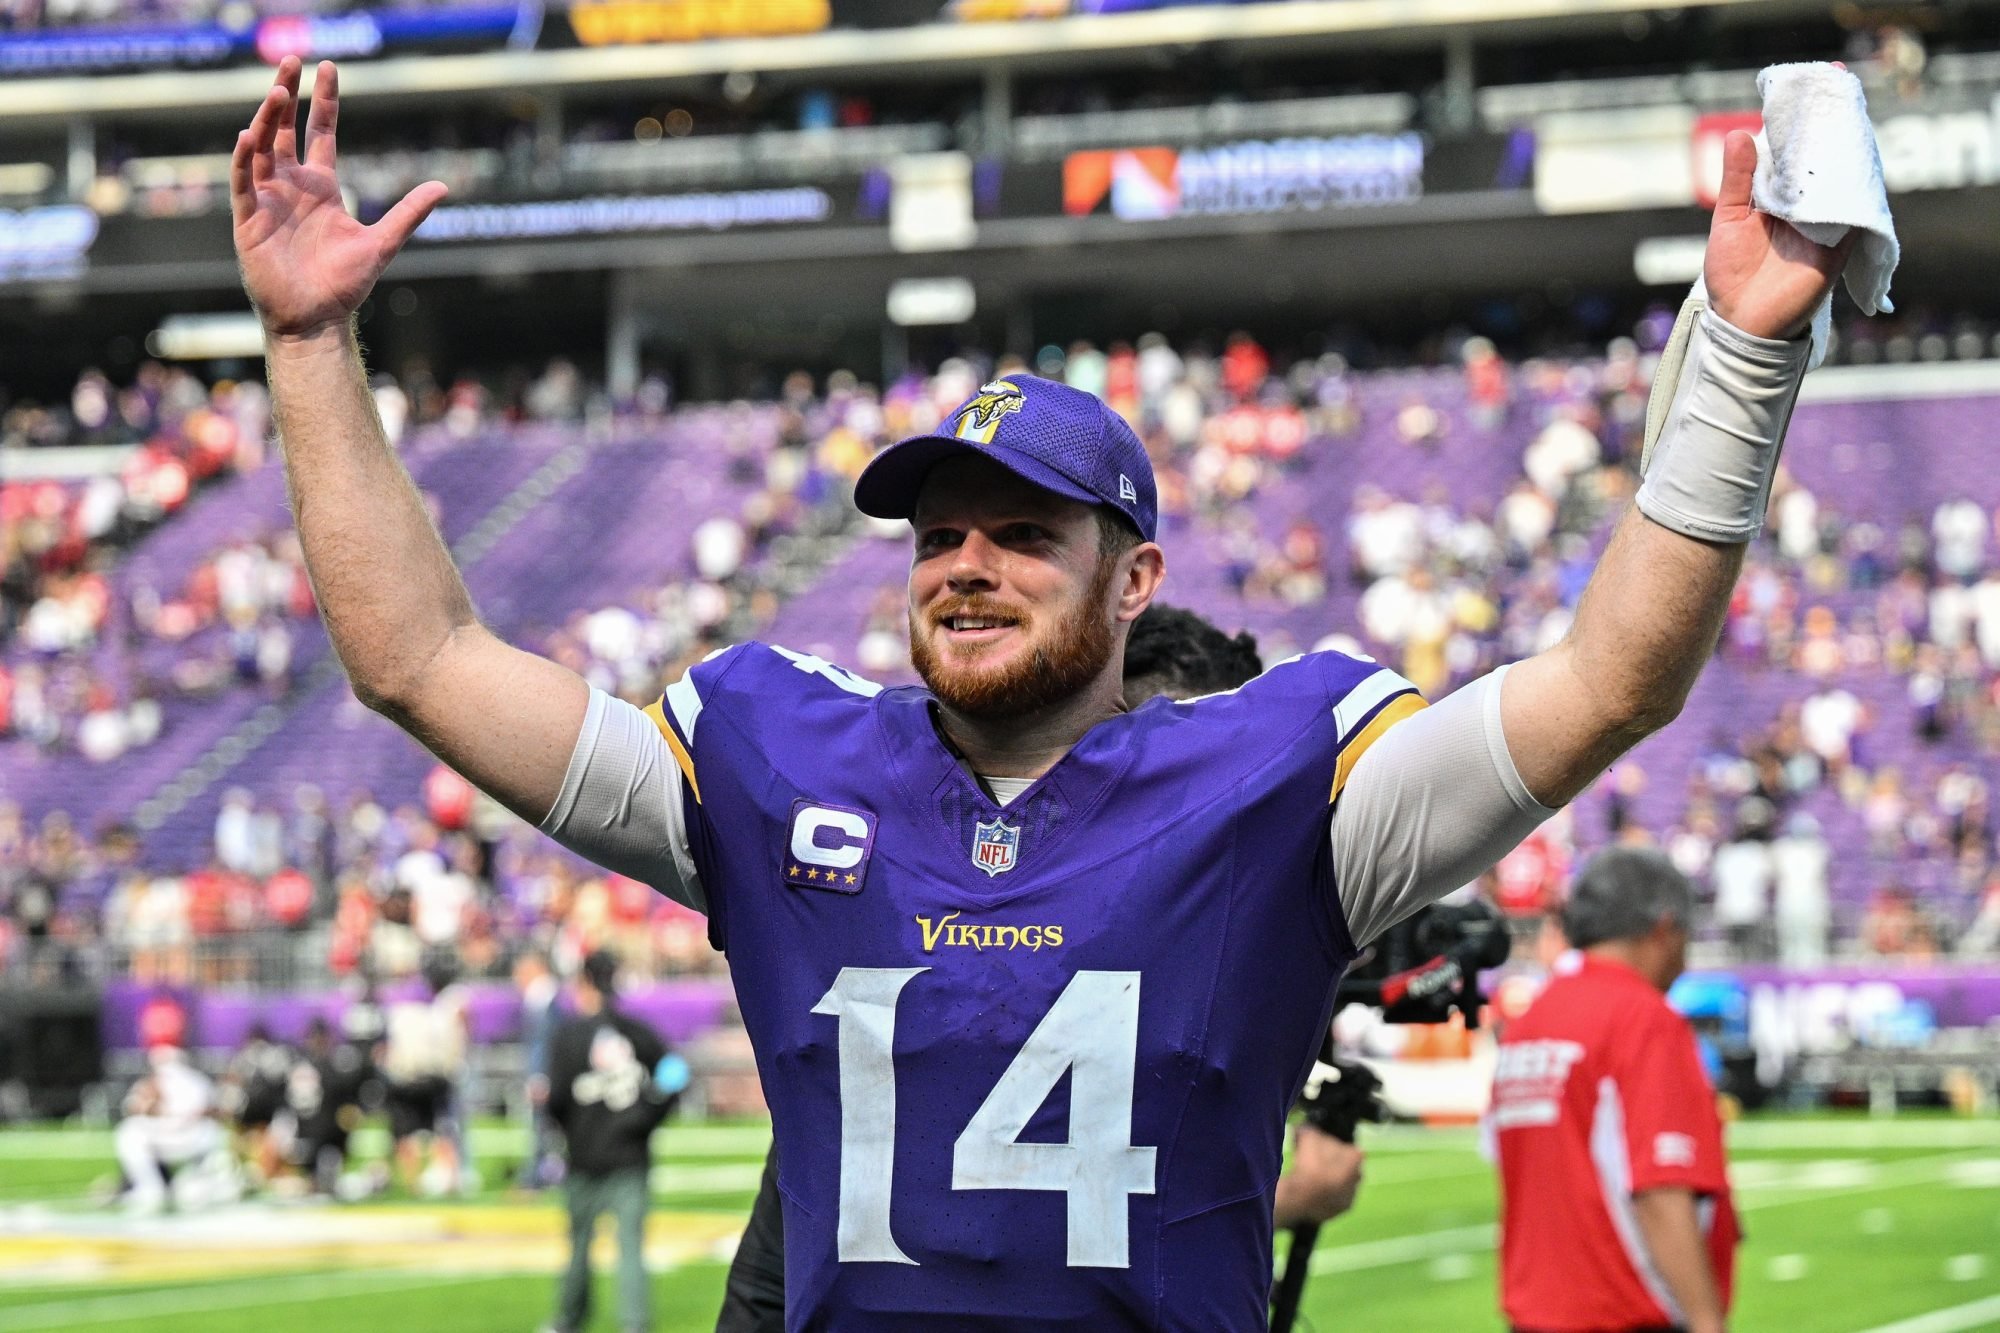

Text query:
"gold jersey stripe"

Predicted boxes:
[[643, 698, 702, 805], [1331, 693, 1427, 801]]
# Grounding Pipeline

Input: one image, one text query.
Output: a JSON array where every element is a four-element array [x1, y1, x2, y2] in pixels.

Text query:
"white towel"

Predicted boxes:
[[1691, 61, 1899, 370]]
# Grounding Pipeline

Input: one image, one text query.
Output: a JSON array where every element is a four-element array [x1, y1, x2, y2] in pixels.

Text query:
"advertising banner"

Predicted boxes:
[[1724, 964, 2000, 1034], [1042, 130, 1530, 223], [101, 977, 736, 1050], [0, 3, 534, 77]]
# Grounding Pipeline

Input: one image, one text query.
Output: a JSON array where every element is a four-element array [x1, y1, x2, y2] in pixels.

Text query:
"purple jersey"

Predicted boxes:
[[652, 642, 1420, 1331]]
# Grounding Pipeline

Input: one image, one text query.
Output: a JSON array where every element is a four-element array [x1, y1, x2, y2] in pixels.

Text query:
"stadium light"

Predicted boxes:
[[147, 312, 267, 360], [886, 277, 977, 327], [1632, 235, 1708, 286]]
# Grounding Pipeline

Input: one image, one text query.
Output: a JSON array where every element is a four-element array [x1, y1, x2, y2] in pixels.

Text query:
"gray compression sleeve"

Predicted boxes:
[[539, 686, 705, 913], [1635, 302, 1811, 543], [1331, 664, 1556, 947]]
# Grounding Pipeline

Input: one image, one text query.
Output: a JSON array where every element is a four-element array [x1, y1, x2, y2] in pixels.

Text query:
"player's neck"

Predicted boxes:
[[933, 678, 1127, 780]]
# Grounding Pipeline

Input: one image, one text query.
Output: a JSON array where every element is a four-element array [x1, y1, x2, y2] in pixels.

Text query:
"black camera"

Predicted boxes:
[[1336, 897, 1514, 1028], [1272, 898, 1513, 1333]]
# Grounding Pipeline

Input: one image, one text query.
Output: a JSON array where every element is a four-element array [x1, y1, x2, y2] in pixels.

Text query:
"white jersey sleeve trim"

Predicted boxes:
[[1330, 663, 1557, 947], [540, 686, 706, 913], [1333, 667, 1419, 742], [665, 673, 704, 744]]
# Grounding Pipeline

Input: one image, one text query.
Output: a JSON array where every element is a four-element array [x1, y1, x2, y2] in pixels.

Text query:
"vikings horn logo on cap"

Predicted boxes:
[[952, 380, 1027, 444]]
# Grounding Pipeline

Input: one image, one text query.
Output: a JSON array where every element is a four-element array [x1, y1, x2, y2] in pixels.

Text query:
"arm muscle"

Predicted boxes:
[[268, 325, 585, 823], [1501, 508, 1742, 807]]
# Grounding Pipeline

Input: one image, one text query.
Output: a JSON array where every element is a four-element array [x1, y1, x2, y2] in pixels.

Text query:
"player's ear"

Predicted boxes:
[[1115, 543, 1166, 623]]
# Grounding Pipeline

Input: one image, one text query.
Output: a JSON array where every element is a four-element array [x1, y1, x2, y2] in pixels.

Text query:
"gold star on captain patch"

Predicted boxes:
[[806, 868, 820, 880], [789, 865, 802, 877], [844, 873, 858, 885]]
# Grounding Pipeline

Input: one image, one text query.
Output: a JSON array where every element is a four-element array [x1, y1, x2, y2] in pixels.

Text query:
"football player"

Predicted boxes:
[[715, 606, 1363, 1330], [232, 57, 1850, 1330]]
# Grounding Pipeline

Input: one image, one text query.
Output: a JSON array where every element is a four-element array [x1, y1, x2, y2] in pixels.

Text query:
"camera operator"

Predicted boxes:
[[1271, 890, 1511, 1333], [716, 607, 1367, 1333], [1490, 848, 1738, 1333], [1273, 1122, 1364, 1230]]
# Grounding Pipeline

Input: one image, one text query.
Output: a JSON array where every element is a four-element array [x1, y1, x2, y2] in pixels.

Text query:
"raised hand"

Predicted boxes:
[[1703, 128, 1856, 341], [231, 58, 448, 342]]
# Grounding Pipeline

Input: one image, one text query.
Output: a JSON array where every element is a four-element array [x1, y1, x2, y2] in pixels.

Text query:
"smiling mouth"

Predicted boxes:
[[937, 614, 1021, 645]]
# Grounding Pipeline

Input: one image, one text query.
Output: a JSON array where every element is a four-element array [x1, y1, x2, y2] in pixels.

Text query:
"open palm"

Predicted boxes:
[[1703, 128, 1855, 341], [232, 58, 447, 340]]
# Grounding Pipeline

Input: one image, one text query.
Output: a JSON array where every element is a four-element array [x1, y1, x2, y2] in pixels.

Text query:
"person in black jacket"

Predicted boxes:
[[543, 949, 684, 1333], [280, 1015, 370, 1196]]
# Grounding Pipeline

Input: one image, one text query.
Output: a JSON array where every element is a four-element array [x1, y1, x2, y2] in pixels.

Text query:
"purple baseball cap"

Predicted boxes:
[[853, 374, 1158, 542]]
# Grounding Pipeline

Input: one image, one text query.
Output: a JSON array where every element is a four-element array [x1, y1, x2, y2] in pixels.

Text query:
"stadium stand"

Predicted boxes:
[[11, 331, 2000, 1012]]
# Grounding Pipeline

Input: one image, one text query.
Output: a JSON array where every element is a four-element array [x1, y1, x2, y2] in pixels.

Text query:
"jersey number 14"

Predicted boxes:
[[813, 967, 1158, 1269]]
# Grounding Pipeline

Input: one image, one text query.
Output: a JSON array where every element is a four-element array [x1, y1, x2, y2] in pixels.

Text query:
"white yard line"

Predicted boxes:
[[1357, 1157, 1493, 1185], [1727, 1122, 2000, 1151], [1307, 1224, 1495, 1276], [1304, 1148, 1995, 1282], [1851, 1291, 2000, 1333], [1738, 1151, 1988, 1210], [0, 1269, 487, 1330]]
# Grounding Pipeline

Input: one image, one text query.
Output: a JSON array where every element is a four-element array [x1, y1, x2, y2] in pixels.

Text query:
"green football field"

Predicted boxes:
[[0, 1114, 1996, 1331]]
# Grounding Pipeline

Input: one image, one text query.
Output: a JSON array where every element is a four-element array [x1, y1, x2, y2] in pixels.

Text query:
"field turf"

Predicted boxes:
[[0, 1114, 1995, 1331]]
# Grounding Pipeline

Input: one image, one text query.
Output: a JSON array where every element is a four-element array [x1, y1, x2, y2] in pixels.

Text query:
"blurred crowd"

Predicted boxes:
[[1, 366, 274, 761], [1576, 478, 2000, 966], [11, 322, 2000, 993], [0, 355, 668, 763], [0, 765, 719, 994]]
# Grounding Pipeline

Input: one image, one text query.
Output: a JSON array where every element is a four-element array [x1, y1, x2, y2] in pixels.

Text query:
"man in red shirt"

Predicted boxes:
[[1491, 848, 1738, 1333]]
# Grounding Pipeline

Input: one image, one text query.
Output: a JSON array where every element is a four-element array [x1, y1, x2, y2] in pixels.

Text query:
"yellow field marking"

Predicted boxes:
[[0, 1205, 743, 1287]]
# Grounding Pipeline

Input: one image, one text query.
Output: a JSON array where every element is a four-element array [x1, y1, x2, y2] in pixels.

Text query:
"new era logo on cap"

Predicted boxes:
[[852, 374, 1159, 542]]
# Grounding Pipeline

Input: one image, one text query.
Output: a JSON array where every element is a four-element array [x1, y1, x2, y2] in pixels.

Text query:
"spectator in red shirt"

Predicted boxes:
[[1221, 331, 1269, 402], [1490, 848, 1737, 1333]]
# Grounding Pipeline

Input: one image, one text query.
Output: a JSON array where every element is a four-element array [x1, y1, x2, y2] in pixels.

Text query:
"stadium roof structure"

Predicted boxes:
[[0, 0, 1835, 124]]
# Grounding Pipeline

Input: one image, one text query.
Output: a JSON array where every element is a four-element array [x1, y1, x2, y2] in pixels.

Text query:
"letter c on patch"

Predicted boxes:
[[791, 807, 871, 869]]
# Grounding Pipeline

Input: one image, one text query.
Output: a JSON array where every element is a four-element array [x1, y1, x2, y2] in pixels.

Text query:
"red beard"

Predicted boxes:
[[910, 557, 1120, 719]]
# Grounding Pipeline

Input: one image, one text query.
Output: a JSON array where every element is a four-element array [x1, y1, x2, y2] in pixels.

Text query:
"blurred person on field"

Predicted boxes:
[[116, 1021, 238, 1215], [273, 1015, 372, 1196], [543, 949, 686, 1333], [1771, 813, 1831, 967], [1490, 848, 1737, 1333], [218, 1021, 294, 1184], [516, 948, 564, 1191], [1710, 801, 1774, 961], [379, 953, 470, 1195]]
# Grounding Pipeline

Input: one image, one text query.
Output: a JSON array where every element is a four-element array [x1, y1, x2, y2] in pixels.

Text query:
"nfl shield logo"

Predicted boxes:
[[971, 818, 1020, 878]]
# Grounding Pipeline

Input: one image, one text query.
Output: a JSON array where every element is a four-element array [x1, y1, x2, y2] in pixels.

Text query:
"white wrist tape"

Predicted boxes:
[[1636, 299, 1812, 544]]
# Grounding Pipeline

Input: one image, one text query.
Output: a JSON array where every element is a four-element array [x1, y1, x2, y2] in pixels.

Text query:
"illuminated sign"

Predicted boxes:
[[0, 24, 236, 75], [1063, 134, 1425, 221], [257, 14, 383, 61], [568, 0, 827, 46], [411, 188, 833, 241], [951, 0, 1070, 19], [0, 206, 99, 282], [0, 3, 530, 75]]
